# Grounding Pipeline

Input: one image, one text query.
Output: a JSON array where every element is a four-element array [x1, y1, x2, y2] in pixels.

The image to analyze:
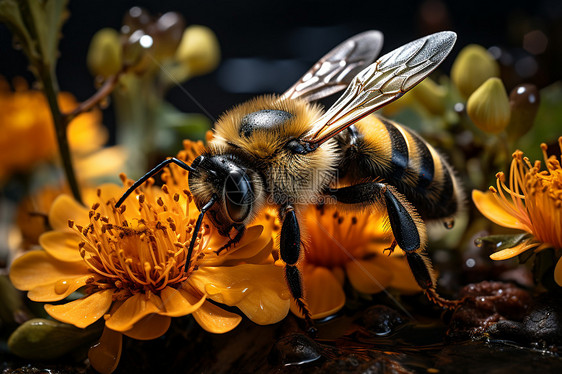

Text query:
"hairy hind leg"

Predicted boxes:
[[326, 182, 459, 308]]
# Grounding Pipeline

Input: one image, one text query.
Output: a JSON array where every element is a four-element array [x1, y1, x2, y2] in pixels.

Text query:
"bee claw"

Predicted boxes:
[[383, 240, 398, 256]]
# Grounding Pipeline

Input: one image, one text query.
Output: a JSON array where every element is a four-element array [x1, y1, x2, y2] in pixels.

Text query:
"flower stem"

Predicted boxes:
[[38, 66, 83, 205]]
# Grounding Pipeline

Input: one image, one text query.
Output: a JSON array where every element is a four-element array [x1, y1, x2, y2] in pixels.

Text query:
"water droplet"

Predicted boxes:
[[474, 238, 483, 247], [55, 280, 69, 294]]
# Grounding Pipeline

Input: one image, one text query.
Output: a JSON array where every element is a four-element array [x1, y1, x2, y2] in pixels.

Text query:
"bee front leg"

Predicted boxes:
[[279, 205, 316, 335], [215, 224, 246, 255]]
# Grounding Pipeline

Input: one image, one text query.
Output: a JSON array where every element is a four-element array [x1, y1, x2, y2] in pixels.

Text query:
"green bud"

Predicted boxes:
[[175, 25, 220, 77], [8, 318, 102, 360], [87, 28, 123, 78], [451, 44, 499, 99], [467, 77, 511, 134], [0, 275, 28, 326], [410, 78, 447, 115], [507, 84, 540, 140]]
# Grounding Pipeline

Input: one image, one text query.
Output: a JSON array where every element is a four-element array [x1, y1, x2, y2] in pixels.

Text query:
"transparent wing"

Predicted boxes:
[[280, 31, 384, 102], [302, 31, 457, 146]]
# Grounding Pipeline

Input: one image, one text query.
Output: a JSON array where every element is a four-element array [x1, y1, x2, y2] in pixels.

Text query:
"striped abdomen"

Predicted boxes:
[[335, 115, 461, 220]]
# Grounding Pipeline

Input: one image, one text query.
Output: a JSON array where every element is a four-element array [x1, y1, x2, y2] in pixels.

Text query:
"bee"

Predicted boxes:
[[116, 31, 462, 331]]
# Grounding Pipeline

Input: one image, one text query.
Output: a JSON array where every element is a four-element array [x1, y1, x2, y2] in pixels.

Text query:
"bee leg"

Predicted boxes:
[[327, 182, 424, 252], [383, 240, 397, 256], [215, 224, 246, 255], [327, 182, 460, 309], [405, 251, 460, 309], [280, 206, 316, 336]]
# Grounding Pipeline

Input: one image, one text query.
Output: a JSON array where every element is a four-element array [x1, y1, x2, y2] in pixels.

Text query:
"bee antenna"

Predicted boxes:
[[115, 157, 196, 208], [185, 194, 218, 273]]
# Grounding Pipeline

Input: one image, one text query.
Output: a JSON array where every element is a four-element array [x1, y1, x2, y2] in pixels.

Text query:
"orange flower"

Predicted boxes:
[[290, 205, 421, 319], [472, 137, 562, 286], [0, 77, 112, 180], [9, 140, 289, 373]]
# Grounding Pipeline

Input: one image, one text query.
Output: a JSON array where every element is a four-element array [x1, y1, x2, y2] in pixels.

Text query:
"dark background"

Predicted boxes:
[[1, 0, 561, 130]]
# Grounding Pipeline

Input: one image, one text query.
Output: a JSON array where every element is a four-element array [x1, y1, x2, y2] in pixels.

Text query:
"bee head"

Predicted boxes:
[[188, 154, 263, 236]]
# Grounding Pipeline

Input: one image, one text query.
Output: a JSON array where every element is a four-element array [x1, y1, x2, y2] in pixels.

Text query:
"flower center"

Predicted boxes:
[[70, 185, 210, 299], [491, 137, 562, 249], [304, 206, 391, 268]]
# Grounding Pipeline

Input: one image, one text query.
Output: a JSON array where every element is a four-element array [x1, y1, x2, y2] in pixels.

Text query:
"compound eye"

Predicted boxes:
[[224, 170, 253, 223]]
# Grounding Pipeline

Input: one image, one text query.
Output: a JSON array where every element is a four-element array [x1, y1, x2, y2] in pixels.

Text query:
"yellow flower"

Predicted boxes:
[[0, 78, 111, 180], [290, 205, 421, 320], [9, 140, 289, 373], [472, 137, 562, 285]]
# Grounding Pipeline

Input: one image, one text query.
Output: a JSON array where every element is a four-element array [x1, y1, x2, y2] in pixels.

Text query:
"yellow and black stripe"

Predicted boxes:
[[336, 115, 460, 221]]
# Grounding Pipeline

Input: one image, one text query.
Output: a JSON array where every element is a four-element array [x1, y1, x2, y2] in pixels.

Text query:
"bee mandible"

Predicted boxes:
[[116, 31, 462, 331]]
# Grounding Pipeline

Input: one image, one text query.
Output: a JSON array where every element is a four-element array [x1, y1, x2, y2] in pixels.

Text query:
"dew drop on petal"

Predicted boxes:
[[55, 280, 70, 294]]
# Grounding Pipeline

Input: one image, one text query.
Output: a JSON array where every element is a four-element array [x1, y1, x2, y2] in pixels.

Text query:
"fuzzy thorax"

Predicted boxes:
[[210, 95, 340, 206]]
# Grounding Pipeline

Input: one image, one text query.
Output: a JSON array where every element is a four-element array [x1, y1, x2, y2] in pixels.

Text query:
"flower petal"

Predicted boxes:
[[9, 250, 90, 302], [189, 264, 290, 325], [45, 289, 114, 328], [472, 190, 528, 231], [384, 256, 422, 293], [48, 195, 90, 232], [76, 147, 127, 181], [290, 266, 345, 319], [201, 225, 267, 266], [105, 293, 161, 332], [345, 259, 393, 294], [489, 239, 539, 260], [39, 231, 83, 263], [95, 184, 126, 205], [192, 300, 242, 333], [88, 327, 123, 374], [123, 314, 171, 340], [555, 257, 562, 287], [158, 286, 206, 317]]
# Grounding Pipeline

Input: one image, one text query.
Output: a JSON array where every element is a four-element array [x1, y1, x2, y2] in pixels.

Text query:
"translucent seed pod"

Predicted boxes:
[[507, 84, 540, 140]]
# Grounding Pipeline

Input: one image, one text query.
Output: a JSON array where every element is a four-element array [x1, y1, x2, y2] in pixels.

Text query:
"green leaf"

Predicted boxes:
[[0, 0, 38, 61], [475, 233, 531, 252], [0, 0, 68, 69]]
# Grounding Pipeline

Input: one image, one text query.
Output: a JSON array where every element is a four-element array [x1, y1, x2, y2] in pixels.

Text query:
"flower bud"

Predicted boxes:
[[175, 25, 220, 77], [410, 78, 447, 115], [8, 318, 101, 359], [507, 84, 540, 139], [87, 28, 123, 78], [451, 45, 499, 99], [467, 77, 511, 134]]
